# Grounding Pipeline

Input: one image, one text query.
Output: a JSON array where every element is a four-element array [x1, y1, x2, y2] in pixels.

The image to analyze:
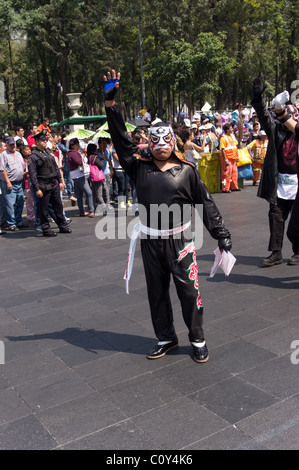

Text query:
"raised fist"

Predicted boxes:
[[252, 77, 266, 100], [104, 70, 120, 101]]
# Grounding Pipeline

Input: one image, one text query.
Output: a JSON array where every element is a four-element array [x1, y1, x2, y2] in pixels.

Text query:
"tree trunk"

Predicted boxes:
[[41, 56, 51, 118]]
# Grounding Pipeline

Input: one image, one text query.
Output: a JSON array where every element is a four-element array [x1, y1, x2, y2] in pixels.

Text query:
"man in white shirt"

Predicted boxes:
[[0, 137, 25, 230], [14, 126, 28, 145]]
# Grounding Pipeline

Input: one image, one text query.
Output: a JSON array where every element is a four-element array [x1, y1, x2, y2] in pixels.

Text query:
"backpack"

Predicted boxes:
[[89, 155, 105, 182]]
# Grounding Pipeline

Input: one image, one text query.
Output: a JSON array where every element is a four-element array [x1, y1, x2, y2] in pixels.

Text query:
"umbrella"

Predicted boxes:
[[97, 122, 109, 131], [128, 118, 150, 127], [96, 121, 136, 132], [125, 122, 136, 132], [92, 129, 111, 140], [65, 128, 95, 140]]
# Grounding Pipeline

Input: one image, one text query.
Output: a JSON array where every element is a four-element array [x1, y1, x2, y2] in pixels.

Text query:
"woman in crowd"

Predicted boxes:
[[67, 138, 94, 217]]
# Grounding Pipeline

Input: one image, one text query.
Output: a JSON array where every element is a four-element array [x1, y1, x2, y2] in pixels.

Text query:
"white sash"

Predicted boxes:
[[123, 221, 191, 294]]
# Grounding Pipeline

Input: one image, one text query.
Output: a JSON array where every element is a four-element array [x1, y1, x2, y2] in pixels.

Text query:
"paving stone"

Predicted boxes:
[[0, 415, 57, 450], [236, 394, 299, 450], [37, 392, 127, 446], [74, 353, 145, 390], [14, 369, 94, 411], [62, 419, 161, 450], [2, 350, 68, 386], [189, 376, 277, 424], [239, 356, 299, 400], [132, 397, 229, 449], [0, 387, 31, 425], [101, 373, 184, 418]]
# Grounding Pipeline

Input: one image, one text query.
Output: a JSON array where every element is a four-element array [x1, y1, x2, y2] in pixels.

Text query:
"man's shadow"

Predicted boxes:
[[5, 328, 154, 355]]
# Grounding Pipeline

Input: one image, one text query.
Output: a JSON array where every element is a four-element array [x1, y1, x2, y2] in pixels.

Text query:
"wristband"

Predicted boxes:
[[279, 114, 291, 124], [275, 108, 285, 117]]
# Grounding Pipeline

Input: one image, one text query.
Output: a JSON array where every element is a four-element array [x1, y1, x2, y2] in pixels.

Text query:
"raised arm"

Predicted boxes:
[[104, 70, 139, 178]]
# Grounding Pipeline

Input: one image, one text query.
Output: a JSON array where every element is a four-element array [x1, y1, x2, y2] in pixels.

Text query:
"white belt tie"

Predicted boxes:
[[123, 221, 191, 294]]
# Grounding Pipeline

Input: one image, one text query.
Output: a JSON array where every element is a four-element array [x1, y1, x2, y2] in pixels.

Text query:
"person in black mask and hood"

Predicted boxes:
[[104, 70, 232, 364], [252, 77, 299, 266]]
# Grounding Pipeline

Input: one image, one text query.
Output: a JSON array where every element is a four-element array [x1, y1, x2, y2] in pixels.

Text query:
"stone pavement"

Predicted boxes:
[[0, 183, 299, 451]]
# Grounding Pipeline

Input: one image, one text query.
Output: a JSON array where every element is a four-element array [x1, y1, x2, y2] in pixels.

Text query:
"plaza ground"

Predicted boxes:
[[0, 181, 299, 450]]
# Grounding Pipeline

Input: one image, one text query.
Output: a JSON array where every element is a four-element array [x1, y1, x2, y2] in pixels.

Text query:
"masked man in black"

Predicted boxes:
[[28, 130, 72, 237], [104, 70, 232, 364], [252, 77, 299, 266]]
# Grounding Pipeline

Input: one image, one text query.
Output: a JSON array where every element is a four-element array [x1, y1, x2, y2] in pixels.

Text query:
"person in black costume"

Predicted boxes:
[[104, 70, 232, 363], [252, 78, 299, 266], [28, 130, 72, 237], [268, 87, 299, 265]]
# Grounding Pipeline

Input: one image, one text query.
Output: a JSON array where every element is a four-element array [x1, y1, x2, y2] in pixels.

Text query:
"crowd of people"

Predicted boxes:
[[0, 98, 295, 239]]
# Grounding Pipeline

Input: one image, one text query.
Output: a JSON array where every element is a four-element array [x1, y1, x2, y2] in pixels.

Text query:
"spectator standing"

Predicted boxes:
[[67, 138, 94, 217], [28, 130, 72, 237], [14, 126, 28, 145], [0, 140, 7, 234], [219, 123, 240, 193], [19, 143, 35, 221], [27, 124, 38, 150], [247, 130, 268, 186], [97, 137, 114, 211], [58, 132, 77, 205], [0, 137, 25, 231]]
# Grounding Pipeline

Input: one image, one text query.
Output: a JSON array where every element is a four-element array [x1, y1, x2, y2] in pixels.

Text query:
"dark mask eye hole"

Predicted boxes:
[[163, 133, 172, 143], [151, 135, 160, 144]]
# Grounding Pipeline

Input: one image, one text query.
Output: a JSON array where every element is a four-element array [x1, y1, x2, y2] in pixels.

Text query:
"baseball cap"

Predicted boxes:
[[5, 136, 15, 145]]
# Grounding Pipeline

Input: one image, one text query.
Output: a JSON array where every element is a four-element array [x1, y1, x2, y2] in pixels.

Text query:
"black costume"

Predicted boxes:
[[106, 104, 231, 347], [252, 94, 299, 258], [28, 147, 68, 234]]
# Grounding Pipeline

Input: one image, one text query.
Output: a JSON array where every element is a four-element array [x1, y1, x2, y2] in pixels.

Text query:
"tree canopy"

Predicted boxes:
[[0, 0, 298, 129]]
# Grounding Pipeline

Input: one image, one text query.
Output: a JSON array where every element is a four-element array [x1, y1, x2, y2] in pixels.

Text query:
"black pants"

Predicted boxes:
[[287, 191, 299, 254], [39, 184, 66, 232], [268, 198, 297, 253], [141, 235, 204, 343]]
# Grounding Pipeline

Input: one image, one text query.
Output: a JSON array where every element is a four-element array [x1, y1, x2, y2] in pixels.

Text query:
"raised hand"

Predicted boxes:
[[103, 69, 120, 102], [252, 76, 266, 100]]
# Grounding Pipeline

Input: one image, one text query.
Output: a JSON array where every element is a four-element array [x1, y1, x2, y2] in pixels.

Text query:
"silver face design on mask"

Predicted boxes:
[[149, 125, 175, 154]]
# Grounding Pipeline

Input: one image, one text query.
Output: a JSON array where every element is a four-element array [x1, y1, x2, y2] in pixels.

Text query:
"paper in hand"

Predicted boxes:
[[210, 247, 236, 278]]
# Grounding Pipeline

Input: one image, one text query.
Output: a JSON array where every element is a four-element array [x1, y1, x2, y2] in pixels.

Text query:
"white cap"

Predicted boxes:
[[184, 118, 191, 127], [151, 118, 162, 126]]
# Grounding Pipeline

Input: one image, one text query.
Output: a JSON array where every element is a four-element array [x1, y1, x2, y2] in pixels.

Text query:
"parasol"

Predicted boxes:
[[65, 128, 95, 140]]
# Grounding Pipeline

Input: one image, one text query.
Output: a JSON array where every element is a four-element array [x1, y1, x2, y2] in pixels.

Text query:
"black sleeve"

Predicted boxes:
[[193, 168, 231, 240], [106, 105, 139, 180], [28, 154, 39, 192], [295, 122, 299, 142]]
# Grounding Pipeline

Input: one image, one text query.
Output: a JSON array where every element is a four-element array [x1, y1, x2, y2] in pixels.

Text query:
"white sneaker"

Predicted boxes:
[[95, 204, 106, 216], [119, 201, 126, 209], [126, 201, 132, 208]]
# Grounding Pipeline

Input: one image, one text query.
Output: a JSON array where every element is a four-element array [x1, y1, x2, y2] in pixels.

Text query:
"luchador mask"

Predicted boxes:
[[148, 124, 175, 154]]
